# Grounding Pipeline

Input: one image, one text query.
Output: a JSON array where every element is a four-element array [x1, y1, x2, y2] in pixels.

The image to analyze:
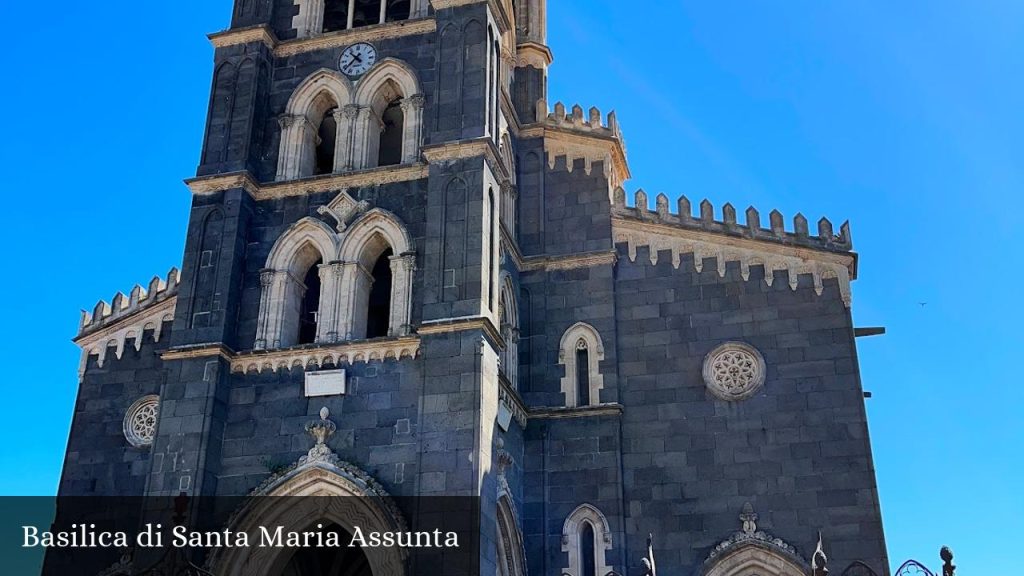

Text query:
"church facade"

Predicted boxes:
[[58, 1, 890, 575]]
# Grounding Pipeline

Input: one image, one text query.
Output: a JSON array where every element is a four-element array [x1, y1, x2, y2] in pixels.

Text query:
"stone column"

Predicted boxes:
[[334, 105, 359, 172], [351, 106, 380, 170], [276, 114, 314, 181], [293, 0, 324, 39], [400, 94, 426, 164], [315, 262, 345, 343], [254, 270, 276, 349], [388, 253, 416, 337]]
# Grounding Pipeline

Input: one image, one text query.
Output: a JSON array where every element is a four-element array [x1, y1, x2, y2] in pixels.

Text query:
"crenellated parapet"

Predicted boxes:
[[522, 99, 631, 191], [535, 99, 624, 141], [73, 268, 180, 379], [77, 268, 181, 339], [611, 189, 857, 307], [612, 188, 852, 252]]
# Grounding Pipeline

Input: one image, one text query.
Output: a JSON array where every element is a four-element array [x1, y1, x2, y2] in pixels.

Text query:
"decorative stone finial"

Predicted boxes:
[[641, 533, 657, 576], [303, 407, 337, 463], [739, 502, 758, 534]]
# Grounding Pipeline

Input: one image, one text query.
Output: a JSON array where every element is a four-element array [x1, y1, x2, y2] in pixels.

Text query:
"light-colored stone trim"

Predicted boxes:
[[527, 403, 623, 420], [498, 376, 528, 428], [232, 337, 421, 374], [281, 18, 437, 57], [558, 322, 605, 408], [417, 315, 503, 345], [515, 42, 553, 68], [704, 503, 808, 576], [561, 504, 614, 576], [521, 250, 617, 272], [208, 26, 277, 50], [161, 344, 236, 362], [208, 18, 437, 57], [613, 217, 855, 307], [123, 395, 160, 448], [185, 164, 429, 200], [518, 123, 630, 194], [75, 297, 177, 380], [421, 138, 507, 180], [702, 341, 766, 402]]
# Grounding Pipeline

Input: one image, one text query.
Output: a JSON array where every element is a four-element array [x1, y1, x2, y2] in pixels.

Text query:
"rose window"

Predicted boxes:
[[702, 342, 766, 401], [123, 395, 160, 447]]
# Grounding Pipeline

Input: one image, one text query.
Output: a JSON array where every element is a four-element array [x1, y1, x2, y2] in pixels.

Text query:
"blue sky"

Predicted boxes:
[[0, 0, 1020, 573]]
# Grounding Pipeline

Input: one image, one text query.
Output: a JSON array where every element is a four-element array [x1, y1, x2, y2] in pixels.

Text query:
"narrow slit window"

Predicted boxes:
[[576, 340, 590, 407], [315, 108, 338, 175], [366, 248, 394, 338]]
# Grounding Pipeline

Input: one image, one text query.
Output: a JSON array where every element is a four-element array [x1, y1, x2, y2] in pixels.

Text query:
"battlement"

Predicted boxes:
[[535, 99, 624, 142], [612, 188, 853, 253], [77, 268, 180, 339]]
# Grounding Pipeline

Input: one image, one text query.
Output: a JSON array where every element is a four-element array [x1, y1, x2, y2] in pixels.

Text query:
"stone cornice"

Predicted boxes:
[[421, 138, 507, 181], [515, 42, 553, 68], [417, 315, 503, 346], [209, 25, 276, 50], [528, 403, 624, 420], [521, 250, 617, 272], [613, 217, 856, 307], [518, 124, 631, 190], [498, 375, 528, 428], [185, 164, 429, 201], [161, 343, 236, 363], [231, 337, 421, 373], [75, 297, 178, 380], [208, 19, 437, 58], [500, 226, 525, 271]]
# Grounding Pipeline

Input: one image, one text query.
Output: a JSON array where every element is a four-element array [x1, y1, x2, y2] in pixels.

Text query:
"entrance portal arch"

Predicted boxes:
[[208, 462, 408, 576]]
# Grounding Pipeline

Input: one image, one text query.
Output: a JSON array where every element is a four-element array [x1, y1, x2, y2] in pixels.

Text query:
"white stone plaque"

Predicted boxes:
[[496, 400, 513, 432], [304, 369, 347, 397]]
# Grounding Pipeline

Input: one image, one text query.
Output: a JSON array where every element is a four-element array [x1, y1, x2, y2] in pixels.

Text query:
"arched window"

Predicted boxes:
[[352, 60, 424, 169], [255, 218, 339, 350], [365, 248, 394, 338], [337, 209, 415, 340], [575, 340, 590, 406], [315, 107, 338, 175], [579, 522, 596, 576], [498, 276, 519, 388], [277, 70, 352, 182], [297, 257, 323, 344], [561, 504, 612, 576], [486, 188, 497, 310], [559, 323, 605, 408], [377, 99, 404, 167]]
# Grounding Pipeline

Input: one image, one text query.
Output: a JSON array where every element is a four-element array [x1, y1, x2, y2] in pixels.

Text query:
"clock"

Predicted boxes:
[[339, 43, 377, 77]]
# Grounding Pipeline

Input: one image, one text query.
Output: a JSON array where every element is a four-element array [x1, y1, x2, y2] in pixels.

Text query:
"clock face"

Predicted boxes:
[[339, 43, 377, 77]]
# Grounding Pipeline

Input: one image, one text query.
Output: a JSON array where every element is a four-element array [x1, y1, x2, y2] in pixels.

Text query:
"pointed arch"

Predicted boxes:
[[496, 493, 527, 576], [266, 217, 340, 273], [353, 58, 425, 167], [256, 218, 340, 349], [337, 209, 415, 339], [210, 464, 407, 576], [561, 503, 613, 576], [277, 69, 355, 180], [498, 273, 519, 388], [558, 322, 605, 407], [354, 58, 421, 106], [703, 544, 808, 576]]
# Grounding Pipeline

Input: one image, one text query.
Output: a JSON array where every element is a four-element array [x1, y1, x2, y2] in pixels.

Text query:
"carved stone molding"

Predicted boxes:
[[528, 403, 624, 420], [705, 502, 808, 576], [123, 395, 160, 448], [75, 297, 176, 380], [613, 218, 855, 307], [317, 189, 371, 232], [521, 249, 617, 272], [231, 337, 421, 374], [186, 165, 429, 201], [208, 19, 437, 58]]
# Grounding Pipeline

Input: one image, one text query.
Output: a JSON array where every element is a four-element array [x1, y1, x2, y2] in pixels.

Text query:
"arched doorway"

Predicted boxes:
[[209, 465, 408, 576], [279, 522, 372, 576]]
